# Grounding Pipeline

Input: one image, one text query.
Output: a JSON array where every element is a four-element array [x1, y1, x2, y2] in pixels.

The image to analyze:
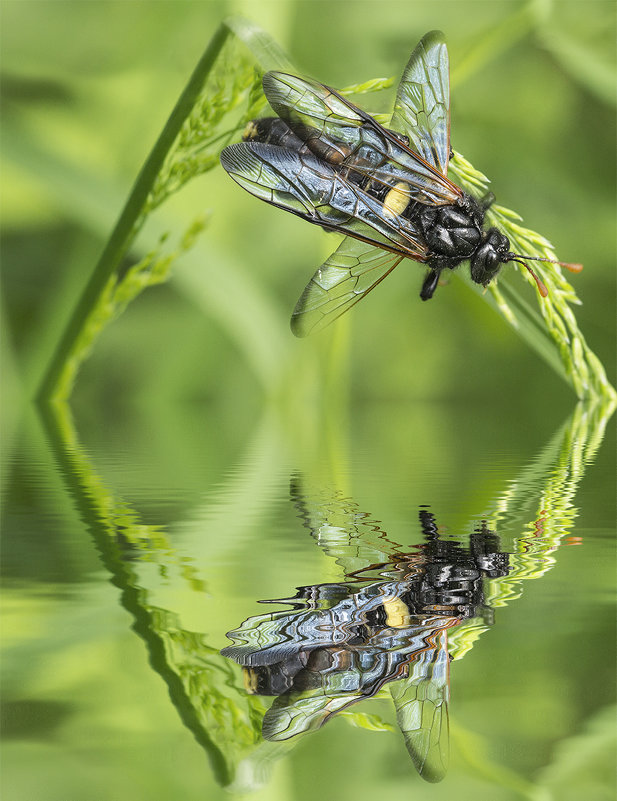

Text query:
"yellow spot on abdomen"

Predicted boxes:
[[382, 182, 411, 217]]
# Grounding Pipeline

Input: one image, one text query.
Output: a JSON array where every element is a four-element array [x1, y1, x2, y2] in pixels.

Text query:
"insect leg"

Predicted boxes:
[[479, 192, 495, 210], [420, 268, 441, 301]]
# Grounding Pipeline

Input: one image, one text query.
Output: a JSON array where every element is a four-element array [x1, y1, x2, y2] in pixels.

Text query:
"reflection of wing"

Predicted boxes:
[[263, 71, 461, 205], [290, 239, 403, 337], [220, 143, 427, 257], [262, 646, 411, 741], [262, 684, 363, 740], [389, 626, 451, 783], [290, 475, 402, 570], [390, 30, 451, 176]]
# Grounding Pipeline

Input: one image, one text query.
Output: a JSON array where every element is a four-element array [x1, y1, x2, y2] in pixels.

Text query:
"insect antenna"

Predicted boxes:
[[505, 253, 583, 298]]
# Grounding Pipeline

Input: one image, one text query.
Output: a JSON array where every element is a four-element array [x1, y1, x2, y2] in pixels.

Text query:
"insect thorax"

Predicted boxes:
[[418, 196, 484, 271], [416, 194, 511, 285]]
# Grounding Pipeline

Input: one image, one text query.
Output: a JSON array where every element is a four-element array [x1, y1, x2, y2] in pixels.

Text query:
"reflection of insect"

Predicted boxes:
[[222, 490, 510, 783], [220, 31, 582, 336]]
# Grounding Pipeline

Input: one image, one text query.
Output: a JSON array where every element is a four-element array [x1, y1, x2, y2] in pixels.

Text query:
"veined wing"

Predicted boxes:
[[391, 30, 451, 176], [291, 238, 406, 337], [220, 141, 427, 260], [262, 71, 461, 205], [389, 624, 451, 783]]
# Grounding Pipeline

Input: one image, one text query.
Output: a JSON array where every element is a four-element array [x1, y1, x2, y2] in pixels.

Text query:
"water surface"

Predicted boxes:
[[2, 400, 615, 801]]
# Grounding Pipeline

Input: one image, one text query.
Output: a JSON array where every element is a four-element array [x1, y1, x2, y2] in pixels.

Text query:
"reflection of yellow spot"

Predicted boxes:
[[383, 182, 410, 217], [243, 668, 259, 694], [382, 597, 410, 627]]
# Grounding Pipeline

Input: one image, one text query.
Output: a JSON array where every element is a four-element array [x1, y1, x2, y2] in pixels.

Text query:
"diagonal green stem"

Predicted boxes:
[[37, 23, 231, 401], [37, 18, 291, 404]]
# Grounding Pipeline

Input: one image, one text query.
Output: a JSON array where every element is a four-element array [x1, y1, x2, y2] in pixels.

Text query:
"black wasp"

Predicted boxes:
[[220, 31, 581, 336]]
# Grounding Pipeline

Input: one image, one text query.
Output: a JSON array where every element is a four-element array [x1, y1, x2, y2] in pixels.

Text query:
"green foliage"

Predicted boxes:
[[449, 154, 614, 401], [146, 45, 267, 214], [449, 396, 616, 660], [41, 400, 271, 787], [50, 217, 208, 401]]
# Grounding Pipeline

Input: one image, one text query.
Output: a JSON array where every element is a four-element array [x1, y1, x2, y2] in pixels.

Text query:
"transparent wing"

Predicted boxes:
[[290, 238, 406, 337], [389, 626, 451, 783], [263, 71, 461, 205], [390, 30, 451, 176], [221, 141, 427, 260]]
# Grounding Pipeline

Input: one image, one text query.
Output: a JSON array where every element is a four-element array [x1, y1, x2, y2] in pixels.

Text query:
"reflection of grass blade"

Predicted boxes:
[[38, 19, 291, 402], [39, 400, 276, 788], [488, 400, 614, 599], [449, 398, 615, 659]]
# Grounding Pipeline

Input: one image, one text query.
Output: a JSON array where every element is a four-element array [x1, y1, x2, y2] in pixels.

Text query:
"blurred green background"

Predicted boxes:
[[1, 2, 616, 801]]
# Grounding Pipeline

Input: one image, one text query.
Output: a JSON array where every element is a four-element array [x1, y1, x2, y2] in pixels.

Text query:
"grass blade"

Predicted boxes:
[[449, 153, 615, 401], [37, 19, 292, 402]]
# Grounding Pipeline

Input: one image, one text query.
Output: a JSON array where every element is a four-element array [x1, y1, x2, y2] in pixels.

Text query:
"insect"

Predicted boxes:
[[220, 31, 582, 336]]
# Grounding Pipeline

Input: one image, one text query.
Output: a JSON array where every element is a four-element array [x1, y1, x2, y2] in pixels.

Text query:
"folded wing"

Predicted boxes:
[[263, 71, 460, 205], [221, 142, 427, 258]]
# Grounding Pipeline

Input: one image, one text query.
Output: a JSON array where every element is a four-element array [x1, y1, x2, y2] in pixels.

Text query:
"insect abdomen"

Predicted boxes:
[[244, 117, 351, 165]]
